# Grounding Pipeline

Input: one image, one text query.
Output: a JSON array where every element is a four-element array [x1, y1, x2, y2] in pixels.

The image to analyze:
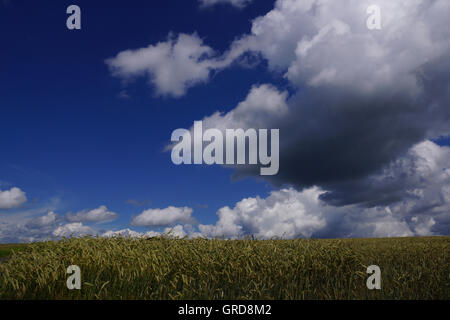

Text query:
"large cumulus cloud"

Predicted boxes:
[[222, 0, 449, 198], [101, 140, 450, 239], [167, 0, 450, 212], [106, 0, 450, 236], [199, 140, 450, 238]]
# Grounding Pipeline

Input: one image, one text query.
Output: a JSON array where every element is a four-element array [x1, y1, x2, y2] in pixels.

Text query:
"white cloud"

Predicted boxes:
[[196, 189, 433, 240], [66, 205, 119, 223], [197, 186, 408, 239], [0, 187, 27, 209], [238, 0, 450, 95], [25, 211, 57, 229], [102, 228, 144, 238], [358, 210, 415, 238], [52, 223, 96, 238], [202, 84, 288, 130], [0, 210, 95, 242], [199, 0, 253, 9], [412, 216, 436, 236], [379, 141, 450, 235], [102, 225, 189, 239], [165, 83, 288, 169], [110, 0, 450, 99], [176, 0, 450, 211], [197, 140, 450, 239], [160, 225, 188, 238], [0, 211, 59, 243], [131, 206, 194, 227], [199, 187, 326, 239], [142, 225, 189, 238], [106, 33, 219, 97], [165, 137, 450, 239], [105, 29, 260, 98]]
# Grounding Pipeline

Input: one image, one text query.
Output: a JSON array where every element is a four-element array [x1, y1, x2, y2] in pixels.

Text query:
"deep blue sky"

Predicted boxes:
[[0, 0, 280, 231]]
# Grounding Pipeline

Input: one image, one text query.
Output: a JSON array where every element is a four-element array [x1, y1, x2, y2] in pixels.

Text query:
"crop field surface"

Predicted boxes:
[[0, 244, 28, 260], [0, 236, 448, 300]]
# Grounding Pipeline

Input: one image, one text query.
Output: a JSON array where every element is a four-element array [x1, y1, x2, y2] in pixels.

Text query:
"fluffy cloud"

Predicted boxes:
[[243, 0, 450, 88], [202, 84, 288, 130], [105, 29, 258, 98], [98, 138, 449, 240], [0, 211, 59, 243], [319, 140, 450, 208], [199, 0, 253, 8], [166, 0, 450, 211], [0, 187, 27, 209], [102, 228, 144, 238], [0, 195, 195, 242], [0, 211, 95, 243], [108, 0, 450, 102], [199, 187, 326, 239], [377, 141, 450, 235], [66, 205, 119, 223], [199, 141, 450, 239], [52, 223, 96, 238], [0, 204, 115, 242], [165, 83, 288, 165], [162, 225, 188, 238], [25, 211, 58, 229], [102, 225, 189, 239], [106, 33, 221, 97], [155, 1, 450, 236], [131, 206, 194, 227], [146, 225, 189, 238]]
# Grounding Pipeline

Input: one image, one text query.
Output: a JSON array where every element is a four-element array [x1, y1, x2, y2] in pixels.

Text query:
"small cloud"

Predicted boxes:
[[102, 228, 143, 238], [107, 33, 220, 98], [53, 223, 95, 238], [131, 206, 195, 227], [66, 205, 119, 223], [0, 187, 27, 210], [25, 211, 58, 229]]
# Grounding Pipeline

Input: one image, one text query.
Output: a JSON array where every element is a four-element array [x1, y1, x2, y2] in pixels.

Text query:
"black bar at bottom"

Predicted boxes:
[[0, 300, 447, 318]]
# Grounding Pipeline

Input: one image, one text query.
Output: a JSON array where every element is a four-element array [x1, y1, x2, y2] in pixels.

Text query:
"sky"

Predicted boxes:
[[0, 0, 449, 242]]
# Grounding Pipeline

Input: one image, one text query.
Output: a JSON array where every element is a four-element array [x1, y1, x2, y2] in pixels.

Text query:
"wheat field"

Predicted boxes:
[[0, 236, 448, 300]]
